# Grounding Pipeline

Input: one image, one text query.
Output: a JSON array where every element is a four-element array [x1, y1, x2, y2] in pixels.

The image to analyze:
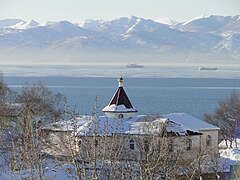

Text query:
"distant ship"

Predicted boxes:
[[199, 66, 217, 70], [126, 63, 144, 68]]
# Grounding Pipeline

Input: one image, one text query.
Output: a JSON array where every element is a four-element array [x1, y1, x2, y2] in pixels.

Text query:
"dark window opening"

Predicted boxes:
[[78, 139, 82, 147], [206, 135, 212, 146], [129, 139, 135, 150], [95, 139, 98, 146], [168, 140, 174, 152], [144, 140, 149, 152]]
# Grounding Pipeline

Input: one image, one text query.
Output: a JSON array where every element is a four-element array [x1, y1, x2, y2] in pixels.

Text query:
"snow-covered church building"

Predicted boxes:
[[42, 77, 220, 166]]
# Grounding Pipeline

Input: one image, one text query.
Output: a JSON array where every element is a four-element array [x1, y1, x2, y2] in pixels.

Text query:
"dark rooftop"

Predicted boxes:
[[109, 87, 134, 109]]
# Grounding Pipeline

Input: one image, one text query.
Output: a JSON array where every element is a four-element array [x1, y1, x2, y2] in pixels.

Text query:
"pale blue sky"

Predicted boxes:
[[0, 0, 239, 23]]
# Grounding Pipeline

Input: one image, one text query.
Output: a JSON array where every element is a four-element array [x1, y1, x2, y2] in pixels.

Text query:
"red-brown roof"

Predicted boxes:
[[109, 87, 134, 109], [102, 77, 138, 113]]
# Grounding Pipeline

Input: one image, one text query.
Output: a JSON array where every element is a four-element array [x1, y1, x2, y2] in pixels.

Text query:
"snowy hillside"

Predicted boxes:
[[10, 19, 39, 29], [0, 15, 240, 58], [175, 15, 240, 34], [0, 19, 23, 28], [154, 18, 178, 25]]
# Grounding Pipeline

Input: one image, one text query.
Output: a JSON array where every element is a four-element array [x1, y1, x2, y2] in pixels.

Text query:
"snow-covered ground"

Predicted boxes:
[[219, 138, 240, 172], [1, 139, 239, 179], [0, 158, 74, 180]]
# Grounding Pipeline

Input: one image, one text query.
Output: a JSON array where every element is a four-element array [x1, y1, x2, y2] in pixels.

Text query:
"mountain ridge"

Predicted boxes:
[[0, 15, 239, 60]]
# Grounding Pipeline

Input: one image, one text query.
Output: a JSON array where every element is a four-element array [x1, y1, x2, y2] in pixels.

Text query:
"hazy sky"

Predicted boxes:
[[0, 0, 239, 23]]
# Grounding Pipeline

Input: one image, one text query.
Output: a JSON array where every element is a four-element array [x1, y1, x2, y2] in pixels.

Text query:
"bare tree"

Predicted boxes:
[[0, 105, 47, 180], [204, 90, 240, 148], [0, 80, 65, 179], [16, 81, 64, 124]]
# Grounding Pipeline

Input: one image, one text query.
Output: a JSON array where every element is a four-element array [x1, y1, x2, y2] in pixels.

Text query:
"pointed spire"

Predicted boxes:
[[102, 77, 138, 118]]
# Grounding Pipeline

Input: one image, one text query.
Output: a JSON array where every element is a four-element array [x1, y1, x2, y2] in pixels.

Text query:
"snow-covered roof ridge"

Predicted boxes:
[[100, 114, 200, 136], [43, 114, 204, 137], [77, 115, 144, 136], [162, 113, 220, 131], [42, 115, 93, 132]]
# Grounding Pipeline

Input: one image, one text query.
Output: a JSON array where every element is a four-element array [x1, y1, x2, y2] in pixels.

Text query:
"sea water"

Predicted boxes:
[[2, 64, 240, 119]]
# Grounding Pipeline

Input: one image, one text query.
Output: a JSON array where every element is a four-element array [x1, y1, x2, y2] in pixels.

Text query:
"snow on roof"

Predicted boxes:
[[43, 115, 156, 135], [102, 104, 137, 113], [42, 115, 93, 132], [43, 112, 217, 136], [162, 113, 220, 131], [125, 117, 183, 135], [77, 115, 145, 136], [43, 114, 202, 137]]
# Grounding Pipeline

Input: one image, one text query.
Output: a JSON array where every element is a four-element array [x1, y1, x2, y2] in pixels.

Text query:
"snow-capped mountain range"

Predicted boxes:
[[0, 15, 239, 58]]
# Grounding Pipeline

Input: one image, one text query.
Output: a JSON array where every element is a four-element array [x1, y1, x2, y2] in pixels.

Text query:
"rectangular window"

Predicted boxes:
[[129, 139, 135, 150], [187, 139, 192, 150], [168, 142, 174, 152]]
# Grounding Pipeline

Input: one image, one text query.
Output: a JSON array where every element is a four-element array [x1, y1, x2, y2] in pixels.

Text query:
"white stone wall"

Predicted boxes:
[[199, 129, 219, 153], [41, 130, 79, 157], [41, 129, 219, 164]]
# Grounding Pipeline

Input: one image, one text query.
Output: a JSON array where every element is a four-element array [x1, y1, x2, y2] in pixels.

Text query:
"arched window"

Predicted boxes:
[[206, 135, 212, 146], [186, 139, 192, 150], [168, 140, 174, 152], [118, 114, 124, 119], [144, 140, 149, 152], [129, 139, 135, 150]]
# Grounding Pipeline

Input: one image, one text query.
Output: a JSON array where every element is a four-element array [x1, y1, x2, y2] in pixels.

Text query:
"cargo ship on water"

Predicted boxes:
[[126, 63, 144, 68], [199, 66, 217, 70]]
